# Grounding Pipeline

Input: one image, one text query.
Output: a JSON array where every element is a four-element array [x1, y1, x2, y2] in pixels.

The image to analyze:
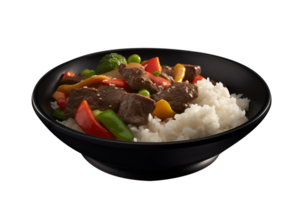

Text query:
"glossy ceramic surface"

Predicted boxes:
[[32, 48, 272, 180]]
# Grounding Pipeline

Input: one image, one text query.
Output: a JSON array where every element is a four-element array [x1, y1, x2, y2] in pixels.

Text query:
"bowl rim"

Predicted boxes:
[[32, 47, 272, 147]]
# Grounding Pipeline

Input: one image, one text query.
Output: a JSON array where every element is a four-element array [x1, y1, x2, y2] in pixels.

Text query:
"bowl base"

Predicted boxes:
[[82, 154, 219, 180]]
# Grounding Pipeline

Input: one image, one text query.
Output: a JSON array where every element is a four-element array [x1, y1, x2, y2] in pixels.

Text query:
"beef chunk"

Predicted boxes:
[[210, 79, 216, 86], [118, 93, 156, 126], [64, 86, 127, 118], [162, 66, 174, 77], [59, 75, 88, 85], [160, 71, 174, 84], [151, 82, 198, 113], [168, 64, 201, 83], [64, 87, 101, 117], [181, 64, 201, 83], [97, 85, 127, 112], [118, 64, 159, 94], [210, 79, 226, 88]]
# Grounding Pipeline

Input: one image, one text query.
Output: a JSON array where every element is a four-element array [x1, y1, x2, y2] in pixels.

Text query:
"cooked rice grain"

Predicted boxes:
[[51, 78, 250, 142], [57, 118, 84, 133], [129, 78, 250, 142]]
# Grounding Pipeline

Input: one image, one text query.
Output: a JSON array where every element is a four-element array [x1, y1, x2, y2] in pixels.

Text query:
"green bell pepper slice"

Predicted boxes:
[[53, 107, 68, 120], [97, 109, 134, 142]]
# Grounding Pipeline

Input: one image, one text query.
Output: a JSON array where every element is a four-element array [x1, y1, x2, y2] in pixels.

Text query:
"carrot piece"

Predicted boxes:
[[52, 91, 66, 101]]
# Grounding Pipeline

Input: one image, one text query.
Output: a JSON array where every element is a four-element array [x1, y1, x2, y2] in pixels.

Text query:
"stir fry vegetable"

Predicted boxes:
[[174, 63, 186, 82], [62, 70, 76, 79], [57, 98, 67, 110], [98, 109, 134, 141], [102, 79, 131, 89], [152, 71, 161, 76], [103, 68, 124, 79], [96, 53, 127, 74], [152, 100, 176, 120], [192, 75, 205, 84], [92, 110, 102, 122], [127, 62, 144, 68], [146, 71, 171, 90], [81, 69, 96, 77], [74, 100, 116, 139], [56, 75, 110, 96], [127, 54, 141, 64], [142, 57, 162, 73], [53, 107, 68, 120], [138, 89, 150, 97], [52, 91, 66, 101]]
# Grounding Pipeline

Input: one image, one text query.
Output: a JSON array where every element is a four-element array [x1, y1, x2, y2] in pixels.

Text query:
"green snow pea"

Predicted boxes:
[[92, 109, 102, 122], [97, 109, 134, 141]]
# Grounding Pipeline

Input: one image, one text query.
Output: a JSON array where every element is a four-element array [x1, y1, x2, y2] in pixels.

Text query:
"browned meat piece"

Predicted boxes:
[[59, 75, 88, 85], [118, 64, 159, 94], [118, 93, 156, 126], [151, 82, 198, 113], [168, 64, 201, 83], [160, 71, 174, 84], [162, 66, 174, 77], [64, 86, 127, 118], [97, 85, 127, 112], [210, 79, 216, 85], [210, 79, 226, 88], [64, 87, 101, 117], [181, 64, 201, 83]]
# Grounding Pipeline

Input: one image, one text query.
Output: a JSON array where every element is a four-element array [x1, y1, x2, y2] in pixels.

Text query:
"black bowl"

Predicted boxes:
[[32, 48, 271, 180]]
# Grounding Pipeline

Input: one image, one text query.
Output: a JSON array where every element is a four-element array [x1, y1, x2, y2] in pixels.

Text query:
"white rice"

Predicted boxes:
[[50, 101, 84, 133], [57, 117, 84, 133], [50, 101, 59, 110], [51, 78, 250, 142], [129, 78, 250, 142]]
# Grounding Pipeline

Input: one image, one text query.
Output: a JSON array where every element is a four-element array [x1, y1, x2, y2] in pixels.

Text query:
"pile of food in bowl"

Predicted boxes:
[[51, 53, 250, 142]]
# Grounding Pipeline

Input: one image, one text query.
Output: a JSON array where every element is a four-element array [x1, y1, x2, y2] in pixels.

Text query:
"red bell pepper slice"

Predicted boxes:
[[57, 98, 67, 110], [62, 70, 77, 79], [74, 100, 116, 140], [98, 83, 103, 88], [142, 57, 162, 73], [102, 79, 131, 89], [192, 75, 205, 84], [146, 72, 171, 90]]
